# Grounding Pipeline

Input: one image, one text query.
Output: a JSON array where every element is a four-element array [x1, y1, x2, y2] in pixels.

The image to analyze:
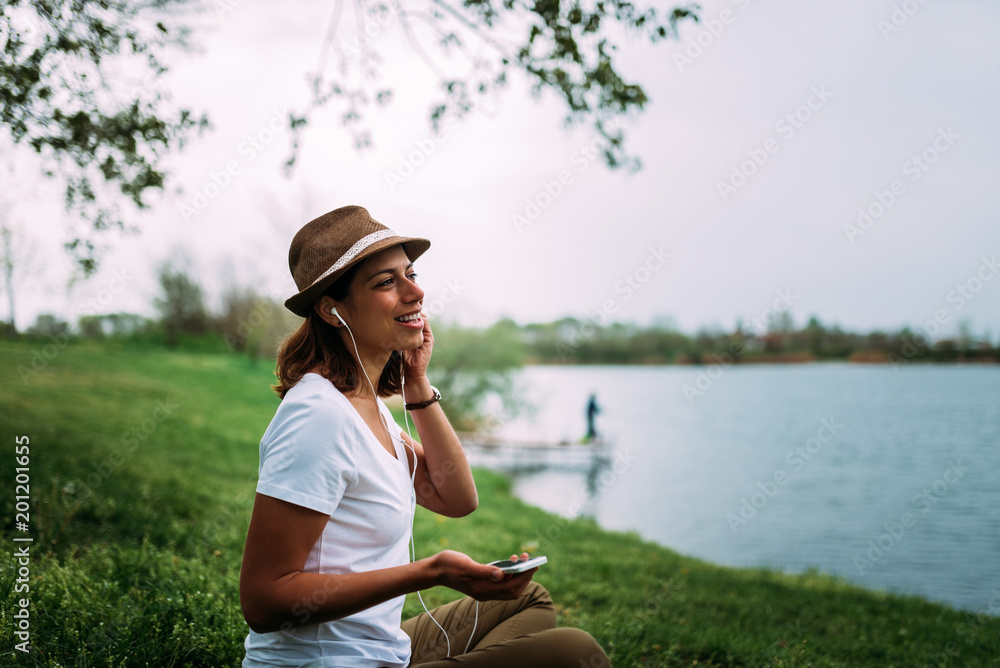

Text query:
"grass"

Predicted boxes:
[[0, 337, 998, 667]]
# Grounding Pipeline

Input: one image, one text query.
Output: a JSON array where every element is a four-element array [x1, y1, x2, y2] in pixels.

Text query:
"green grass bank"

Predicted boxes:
[[0, 338, 997, 667]]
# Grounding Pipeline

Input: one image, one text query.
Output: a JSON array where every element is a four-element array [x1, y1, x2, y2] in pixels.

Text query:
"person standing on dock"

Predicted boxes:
[[586, 393, 601, 441]]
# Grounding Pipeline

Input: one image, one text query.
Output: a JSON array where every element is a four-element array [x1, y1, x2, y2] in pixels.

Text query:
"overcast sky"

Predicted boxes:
[[6, 0, 999, 341]]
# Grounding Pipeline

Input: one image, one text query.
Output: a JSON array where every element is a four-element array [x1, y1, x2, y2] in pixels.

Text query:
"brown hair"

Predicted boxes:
[[271, 264, 414, 399]]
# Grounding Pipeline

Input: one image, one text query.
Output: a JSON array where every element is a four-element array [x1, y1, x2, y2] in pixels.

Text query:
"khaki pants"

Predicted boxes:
[[401, 582, 610, 667]]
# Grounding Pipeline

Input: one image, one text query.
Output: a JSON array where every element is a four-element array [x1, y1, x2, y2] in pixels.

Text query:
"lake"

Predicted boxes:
[[478, 363, 1000, 615]]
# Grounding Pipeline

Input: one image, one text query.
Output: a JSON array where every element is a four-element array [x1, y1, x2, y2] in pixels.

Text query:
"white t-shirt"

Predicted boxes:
[[243, 372, 415, 668]]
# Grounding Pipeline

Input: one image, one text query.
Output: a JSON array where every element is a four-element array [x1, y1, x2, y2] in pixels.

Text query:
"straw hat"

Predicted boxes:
[[283, 205, 430, 317]]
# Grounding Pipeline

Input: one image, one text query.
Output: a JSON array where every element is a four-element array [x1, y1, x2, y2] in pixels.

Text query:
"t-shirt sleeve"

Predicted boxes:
[[256, 391, 359, 516]]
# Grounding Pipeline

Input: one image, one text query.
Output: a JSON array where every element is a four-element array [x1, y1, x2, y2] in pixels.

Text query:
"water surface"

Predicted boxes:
[[485, 363, 1000, 614]]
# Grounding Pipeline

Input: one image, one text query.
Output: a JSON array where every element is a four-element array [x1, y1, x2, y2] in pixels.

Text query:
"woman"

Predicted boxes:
[[239, 205, 610, 667]]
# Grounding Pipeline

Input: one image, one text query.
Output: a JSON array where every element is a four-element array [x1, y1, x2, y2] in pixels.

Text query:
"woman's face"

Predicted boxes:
[[335, 244, 426, 355]]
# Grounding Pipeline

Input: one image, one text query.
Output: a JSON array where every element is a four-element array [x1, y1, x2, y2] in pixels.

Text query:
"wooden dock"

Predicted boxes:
[[456, 431, 613, 473]]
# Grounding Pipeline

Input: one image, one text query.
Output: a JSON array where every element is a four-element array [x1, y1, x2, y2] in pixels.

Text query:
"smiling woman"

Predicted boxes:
[[269, 253, 415, 402], [238, 205, 609, 667]]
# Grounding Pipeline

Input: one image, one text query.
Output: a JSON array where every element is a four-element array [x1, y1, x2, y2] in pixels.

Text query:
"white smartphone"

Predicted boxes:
[[488, 556, 547, 574]]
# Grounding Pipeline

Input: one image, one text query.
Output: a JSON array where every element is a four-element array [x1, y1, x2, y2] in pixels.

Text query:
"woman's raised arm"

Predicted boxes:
[[400, 315, 479, 517]]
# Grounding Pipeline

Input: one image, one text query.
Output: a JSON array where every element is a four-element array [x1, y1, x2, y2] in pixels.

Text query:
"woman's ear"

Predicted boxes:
[[313, 296, 342, 327]]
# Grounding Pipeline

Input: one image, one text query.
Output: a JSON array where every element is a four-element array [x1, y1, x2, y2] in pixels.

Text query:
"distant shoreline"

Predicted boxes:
[[523, 353, 999, 366]]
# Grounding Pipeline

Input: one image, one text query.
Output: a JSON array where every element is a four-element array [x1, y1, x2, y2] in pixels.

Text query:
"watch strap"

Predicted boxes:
[[405, 386, 441, 410]]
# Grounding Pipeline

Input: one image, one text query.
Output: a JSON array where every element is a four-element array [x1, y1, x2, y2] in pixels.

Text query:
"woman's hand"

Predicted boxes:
[[429, 550, 538, 601], [403, 312, 434, 383], [399, 312, 478, 517]]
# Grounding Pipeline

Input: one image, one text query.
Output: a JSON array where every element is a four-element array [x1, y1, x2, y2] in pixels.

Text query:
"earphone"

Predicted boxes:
[[330, 303, 477, 656]]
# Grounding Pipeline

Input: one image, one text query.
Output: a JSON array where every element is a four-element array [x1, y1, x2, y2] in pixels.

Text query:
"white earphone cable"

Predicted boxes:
[[464, 601, 479, 654], [400, 365, 452, 657], [336, 309, 459, 657]]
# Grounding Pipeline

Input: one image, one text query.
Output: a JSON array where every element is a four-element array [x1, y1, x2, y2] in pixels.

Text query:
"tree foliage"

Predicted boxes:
[[0, 217, 42, 334], [153, 257, 209, 348], [427, 319, 526, 429], [517, 315, 999, 365], [0, 0, 208, 275], [1, 0, 698, 276], [285, 0, 700, 171]]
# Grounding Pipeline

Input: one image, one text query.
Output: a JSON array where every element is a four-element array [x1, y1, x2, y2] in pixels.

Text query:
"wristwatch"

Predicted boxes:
[[405, 386, 441, 411]]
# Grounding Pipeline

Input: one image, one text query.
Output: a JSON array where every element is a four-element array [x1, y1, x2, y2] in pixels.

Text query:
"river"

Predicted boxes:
[[479, 363, 1000, 614]]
